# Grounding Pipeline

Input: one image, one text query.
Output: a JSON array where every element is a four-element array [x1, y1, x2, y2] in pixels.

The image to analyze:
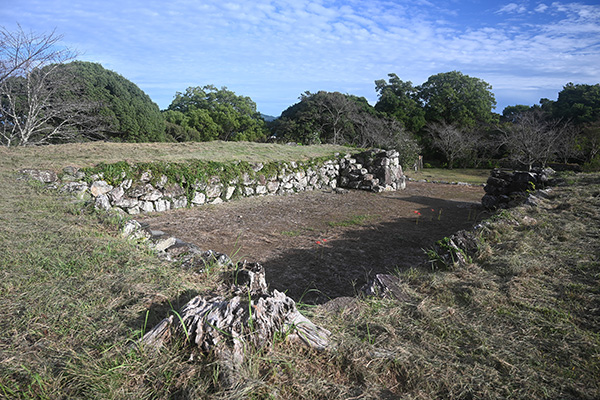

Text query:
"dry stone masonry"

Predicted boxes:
[[481, 168, 555, 209], [340, 149, 406, 192], [20, 149, 406, 215]]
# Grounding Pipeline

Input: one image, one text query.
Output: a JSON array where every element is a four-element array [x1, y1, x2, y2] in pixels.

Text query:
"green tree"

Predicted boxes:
[[552, 83, 600, 125], [551, 83, 600, 166], [374, 73, 425, 133], [501, 104, 532, 123], [52, 61, 167, 142], [162, 110, 202, 142], [418, 71, 498, 128], [270, 91, 420, 166], [167, 85, 267, 142]]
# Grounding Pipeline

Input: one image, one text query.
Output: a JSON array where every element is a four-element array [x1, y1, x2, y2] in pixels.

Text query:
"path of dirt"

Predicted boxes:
[[139, 182, 489, 304]]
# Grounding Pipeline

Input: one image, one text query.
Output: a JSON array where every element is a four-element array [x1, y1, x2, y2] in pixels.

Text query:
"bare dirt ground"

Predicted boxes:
[[139, 182, 490, 304]]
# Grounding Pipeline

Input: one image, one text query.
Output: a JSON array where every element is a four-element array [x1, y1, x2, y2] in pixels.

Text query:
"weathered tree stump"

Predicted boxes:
[[361, 274, 413, 302], [141, 261, 330, 383]]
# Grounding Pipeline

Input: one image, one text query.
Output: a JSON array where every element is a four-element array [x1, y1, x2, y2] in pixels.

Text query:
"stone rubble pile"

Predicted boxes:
[[481, 168, 555, 209], [339, 149, 406, 192]]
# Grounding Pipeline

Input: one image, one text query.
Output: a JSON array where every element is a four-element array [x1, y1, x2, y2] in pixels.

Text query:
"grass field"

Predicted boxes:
[[0, 142, 598, 399], [0, 141, 355, 170], [405, 167, 491, 185]]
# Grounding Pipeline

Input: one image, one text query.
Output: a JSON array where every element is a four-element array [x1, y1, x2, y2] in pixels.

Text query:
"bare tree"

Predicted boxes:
[[0, 24, 74, 83], [498, 109, 565, 170], [426, 121, 473, 168], [0, 25, 86, 146], [554, 121, 581, 163]]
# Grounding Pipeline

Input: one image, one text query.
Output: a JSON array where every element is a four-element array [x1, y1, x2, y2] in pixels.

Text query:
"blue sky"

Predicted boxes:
[[2, 0, 599, 116]]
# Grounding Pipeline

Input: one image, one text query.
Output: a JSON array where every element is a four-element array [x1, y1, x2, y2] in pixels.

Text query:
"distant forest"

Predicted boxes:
[[2, 26, 599, 170]]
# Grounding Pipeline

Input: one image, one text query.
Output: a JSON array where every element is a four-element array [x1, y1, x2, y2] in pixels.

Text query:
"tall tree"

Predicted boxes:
[[418, 71, 498, 128], [374, 73, 425, 133], [271, 91, 420, 166], [0, 25, 79, 146], [167, 85, 267, 142], [501, 104, 532, 123], [552, 83, 600, 125], [55, 61, 167, 142]]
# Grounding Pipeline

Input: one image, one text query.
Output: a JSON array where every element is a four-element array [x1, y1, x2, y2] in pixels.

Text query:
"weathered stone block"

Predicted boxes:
[[154, 237, 177, 252], [94, 194, 112, 210], [191, 192, 206, 205], [242, 173, 255, 186], [172, 197, 188, 209], [163, 184, 185, 198], [127, 206, 141, 215], [267, 181, 279, 192], [91, 181, 113, 197], [225, 186, 236, 200], [19, 169, 58, 183], [155, 199, 170, 212], [114, 197, 139, 209], [141, 188, 162, 202], [107, 186, 124, 203], [205, 185, 222, 199], [156, 175, 168, 189], [140, 201, 155, 213], [140, 170, 152, 183], [120, 179, 132, 190]]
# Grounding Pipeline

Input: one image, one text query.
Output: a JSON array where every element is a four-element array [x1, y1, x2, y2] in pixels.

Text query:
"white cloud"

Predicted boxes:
[[1, 0, 598, 114], [497, 3, 528, 14]]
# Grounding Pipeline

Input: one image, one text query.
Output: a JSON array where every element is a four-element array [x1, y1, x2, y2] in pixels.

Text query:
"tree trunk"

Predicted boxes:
[[141, 261, 331, 385]]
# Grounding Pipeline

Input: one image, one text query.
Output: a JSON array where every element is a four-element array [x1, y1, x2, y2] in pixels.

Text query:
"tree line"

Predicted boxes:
[[2, 25, 599, 171]]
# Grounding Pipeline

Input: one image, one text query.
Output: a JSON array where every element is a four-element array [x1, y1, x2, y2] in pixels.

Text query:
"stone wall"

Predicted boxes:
[[339, 149, 406, 192], [21, 149, 406, 215], [481, 168, 555, 209]]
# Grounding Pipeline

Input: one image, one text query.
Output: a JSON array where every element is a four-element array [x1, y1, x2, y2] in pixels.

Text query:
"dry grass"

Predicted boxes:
[[406, 168, 490, 185], [0, 141, 354, 171], [0, 142, 598, 399]]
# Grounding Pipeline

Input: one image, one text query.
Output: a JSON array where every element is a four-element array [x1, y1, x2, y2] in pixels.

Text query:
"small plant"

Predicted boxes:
[[489, 209, 513, 222], [365, 322, 374, 345], [413, 210, 421, 225], [281, 230, 301, 237], [297, 288, 323, 310], [141, 310, 149, 339], [169, 306, 191, 343], [328, 214, 371, 227], [314, 238, 328, 258], [424, 237, 471, 270]]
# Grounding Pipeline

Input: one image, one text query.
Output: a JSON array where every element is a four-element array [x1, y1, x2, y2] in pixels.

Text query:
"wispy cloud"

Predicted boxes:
[[497, 3, 528, 14], [1, 0, 598, 114]]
